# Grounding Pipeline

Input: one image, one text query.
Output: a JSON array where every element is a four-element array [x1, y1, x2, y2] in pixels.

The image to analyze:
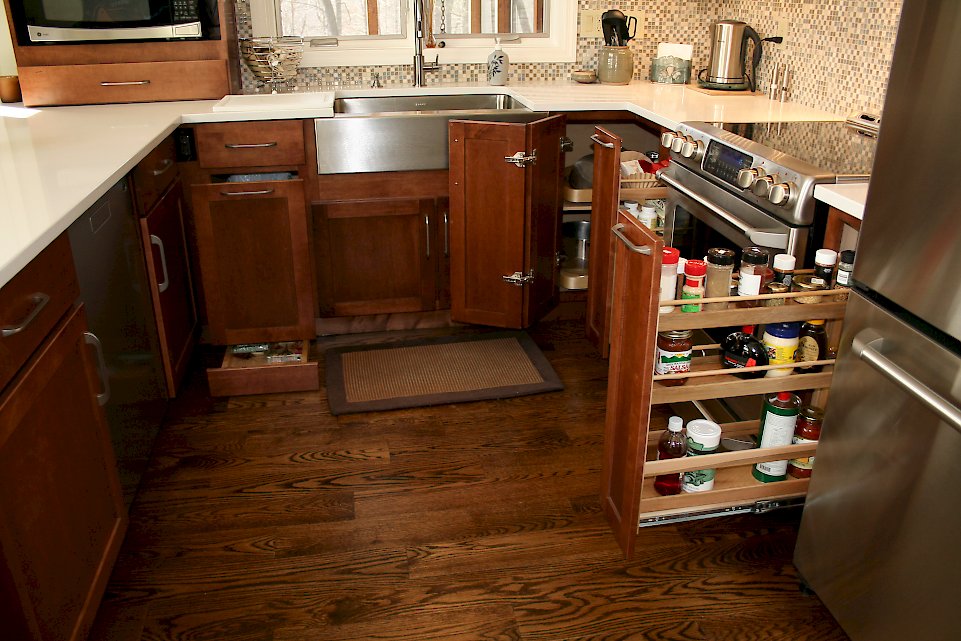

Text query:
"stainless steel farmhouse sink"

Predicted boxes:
[[314, 93, 543, 174]]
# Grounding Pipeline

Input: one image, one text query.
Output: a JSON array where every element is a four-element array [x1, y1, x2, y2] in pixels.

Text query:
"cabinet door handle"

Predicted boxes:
[[220, 189, 275, 197], [443, 210, 449, 257], [100, 80, 151, 86], [590, 134, 617, 149], [425, 214, 431, 259], [151, 158, 174, 177], [83, 331, 111, 406], [150, 234, 170, 293], [224, 142, 279, 149], [1, 292, 50, 337], [611, 223, 652, 255]]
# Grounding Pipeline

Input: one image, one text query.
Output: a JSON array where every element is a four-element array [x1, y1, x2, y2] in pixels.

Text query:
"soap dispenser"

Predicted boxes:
[[487, 38, 509, 86]]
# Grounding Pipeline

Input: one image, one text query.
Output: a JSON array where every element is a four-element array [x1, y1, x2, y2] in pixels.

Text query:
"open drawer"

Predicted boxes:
[[207, 340, 319, 396]]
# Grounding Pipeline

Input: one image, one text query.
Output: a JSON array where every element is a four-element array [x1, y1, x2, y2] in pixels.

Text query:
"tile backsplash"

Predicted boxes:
[[239, 0, 903, 118]]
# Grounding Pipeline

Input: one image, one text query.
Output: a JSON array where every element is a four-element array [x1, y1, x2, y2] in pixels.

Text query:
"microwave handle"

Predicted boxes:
[[656, 170, 789, 249]]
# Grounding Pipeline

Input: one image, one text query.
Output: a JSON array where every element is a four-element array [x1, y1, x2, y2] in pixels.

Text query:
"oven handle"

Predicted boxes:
[[656, 170, 789, 249]]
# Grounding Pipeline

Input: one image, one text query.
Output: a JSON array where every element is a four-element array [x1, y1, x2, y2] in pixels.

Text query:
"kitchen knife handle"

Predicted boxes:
[[854, 336, 961, 435]]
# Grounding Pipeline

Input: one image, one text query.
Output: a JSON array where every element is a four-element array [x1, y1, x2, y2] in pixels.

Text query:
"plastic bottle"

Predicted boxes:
[[654, 416, 688, 496], [772, 253, 796, 287], [705, 248, 735, 310], [638, 204, 657, 230], [487, 38, 509, 85], [795, 320, 828, 372], [623, 200, 640, 218], [680, 259, 707, 312], [737, 247, 769, 307], [659, 247, 680, 313], [762, 322, 800, 377], [720, 325, 769, 378], [814, 249, 838, 289], [753, 391, 801, 483], [682, 419, 722, 493]]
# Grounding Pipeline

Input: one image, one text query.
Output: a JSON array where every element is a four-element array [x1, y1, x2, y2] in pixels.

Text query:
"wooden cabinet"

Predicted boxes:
[[602, 212, 847, 557], [0, 235, 126, 641], [195, 120, 307, 169], [448, 115, 565, 329]]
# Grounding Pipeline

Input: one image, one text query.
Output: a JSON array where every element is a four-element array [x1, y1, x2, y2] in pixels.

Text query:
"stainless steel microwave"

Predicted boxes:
[[10, 0, 218, 44]]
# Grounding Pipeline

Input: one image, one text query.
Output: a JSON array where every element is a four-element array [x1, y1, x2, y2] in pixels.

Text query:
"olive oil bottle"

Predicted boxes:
[[753, 391, 800, 482]]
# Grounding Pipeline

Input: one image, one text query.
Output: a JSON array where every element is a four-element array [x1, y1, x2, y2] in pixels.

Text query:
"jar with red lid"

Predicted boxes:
[[680, 259, 707, 312], [655, 330, 693, 386], [788, 406, 824, 478]]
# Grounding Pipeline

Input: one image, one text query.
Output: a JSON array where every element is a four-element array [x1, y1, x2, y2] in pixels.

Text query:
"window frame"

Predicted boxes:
[[247, 0, 576, 68]]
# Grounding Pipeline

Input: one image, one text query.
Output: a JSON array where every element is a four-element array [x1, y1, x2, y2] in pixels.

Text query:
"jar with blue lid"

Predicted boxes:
[[762, 322, 800, 377]]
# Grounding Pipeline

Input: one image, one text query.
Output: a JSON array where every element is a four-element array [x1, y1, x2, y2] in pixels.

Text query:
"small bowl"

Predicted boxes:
[[571, 69, 597, 84]]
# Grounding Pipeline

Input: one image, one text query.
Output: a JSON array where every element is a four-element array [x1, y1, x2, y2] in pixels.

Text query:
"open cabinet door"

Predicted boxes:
[[585, 126, 623, 357], [449, 115, 565, 328]]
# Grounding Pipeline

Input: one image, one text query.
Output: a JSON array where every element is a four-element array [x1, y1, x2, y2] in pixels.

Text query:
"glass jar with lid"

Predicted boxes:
[[655, 329, 693, 387]]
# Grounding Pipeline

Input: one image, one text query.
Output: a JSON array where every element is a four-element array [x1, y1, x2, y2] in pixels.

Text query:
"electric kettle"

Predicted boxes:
[[698, 20, 762, 91]]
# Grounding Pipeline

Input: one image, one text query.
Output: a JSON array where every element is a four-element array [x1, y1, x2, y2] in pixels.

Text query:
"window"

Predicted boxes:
[[277, 1, 404, 38]]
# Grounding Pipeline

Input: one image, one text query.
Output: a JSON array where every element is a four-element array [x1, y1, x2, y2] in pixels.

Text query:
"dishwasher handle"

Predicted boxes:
[[656, 169, 789, 249], [854, 336, 961, 435]]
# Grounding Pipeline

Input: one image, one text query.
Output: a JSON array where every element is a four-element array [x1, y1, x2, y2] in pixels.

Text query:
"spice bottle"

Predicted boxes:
[[654, 416, 688, 496], [623, 200, 640, 218], [659, 247, 680, 313], [772, 253, 796, 287], [796, 320, 828, 372], [788, 406, 824, 478], [762, 322, 800, 377], [655, 330, 693, 386], [764, 281, 789, 306], [680, 259, 707, 312], [737, 247, 769, 307], [638, 204, 657, 230], [720, 325, 769, 378], [682, 419, 722, 493], [835, 249, 856, 300], [814, 249, 838, 289], [705, 248, 735, 310], [791, 275, 828, 304], [753, 391, 801, 483]]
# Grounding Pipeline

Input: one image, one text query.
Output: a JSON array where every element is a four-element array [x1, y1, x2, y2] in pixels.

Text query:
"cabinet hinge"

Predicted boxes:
[[504, 150, 537, 167], [502, 269, 535, 286], [560, 136, 574, 153]]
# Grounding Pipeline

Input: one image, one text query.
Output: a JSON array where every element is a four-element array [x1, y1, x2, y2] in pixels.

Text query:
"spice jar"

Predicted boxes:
[[835, 249, 856, 301], [814, 249, 838, 288], [788, 405, 824, 478], [791, 275, 827, 303], [659, 247, 680, 313], [680, 259, 707, 312], [705, 248, 735, 310], [772, 253, 796, 287], [655, 329, 693, 387], [764, 281, 789, 306], [737, 246, 769, 307]]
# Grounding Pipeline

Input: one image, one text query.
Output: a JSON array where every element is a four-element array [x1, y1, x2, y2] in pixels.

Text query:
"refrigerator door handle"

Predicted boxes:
[[854, 335, 961, 435]]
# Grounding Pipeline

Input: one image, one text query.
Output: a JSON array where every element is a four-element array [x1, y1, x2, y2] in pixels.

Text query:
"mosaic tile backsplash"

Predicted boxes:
[[238, 0, 903, 119]]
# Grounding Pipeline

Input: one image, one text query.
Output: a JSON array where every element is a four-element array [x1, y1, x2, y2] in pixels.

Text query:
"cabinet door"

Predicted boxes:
[[0, 305, 127, 641], [191, 179, 314, 345], [601, 212, 662, 558], [141, 179, 197, 397], [449, 115, 564, 328], [314, 198, 438, 316], [585, 126, 623, 357]]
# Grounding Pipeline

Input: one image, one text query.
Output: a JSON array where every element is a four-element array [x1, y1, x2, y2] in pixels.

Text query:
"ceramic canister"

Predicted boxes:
[[597, 46, 634, 85], [681, 419, 722, 492]]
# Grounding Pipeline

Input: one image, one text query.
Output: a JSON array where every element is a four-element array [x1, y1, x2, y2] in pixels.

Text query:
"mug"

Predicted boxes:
[[0, 76, 22, 104]]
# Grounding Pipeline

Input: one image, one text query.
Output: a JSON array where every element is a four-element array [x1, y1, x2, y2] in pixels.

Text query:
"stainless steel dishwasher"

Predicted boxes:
[[68, 179, 167, 509]]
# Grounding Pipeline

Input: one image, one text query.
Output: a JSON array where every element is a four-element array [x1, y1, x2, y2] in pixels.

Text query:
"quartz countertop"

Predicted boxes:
[[814, 183, 869, 220], [0, 80, 840, 288]]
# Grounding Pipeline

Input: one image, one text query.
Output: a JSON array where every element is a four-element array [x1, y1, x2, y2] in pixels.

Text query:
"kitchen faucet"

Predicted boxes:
[[413, 0, 440, 86]]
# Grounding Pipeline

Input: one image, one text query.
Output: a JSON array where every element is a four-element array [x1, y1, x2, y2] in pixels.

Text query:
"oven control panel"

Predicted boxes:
[[703, 140, 753, 186]]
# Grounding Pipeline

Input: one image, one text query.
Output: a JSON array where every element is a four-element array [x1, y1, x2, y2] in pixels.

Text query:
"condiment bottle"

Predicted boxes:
[[682, 419, 722, 493], [791, 275, 828, 304], [654, 416, 688, 496], [720, 325, 769, 378], [835, 249, 855, 300], [762, 322, 800, 377], [638, 204, 657, 230], [772, 253, 796, 287], [814, 249, 838, 289], [788, 406, 824, 478], [795, 320, 828, 372], [705, 248, 735, 310], [655, 329, 693, 386], [623, 200, 640, 218], [753, 391, 801, 483], [737, 247, 769, 307], [680, 259, 707, 312], [659, 247, 680, 313]]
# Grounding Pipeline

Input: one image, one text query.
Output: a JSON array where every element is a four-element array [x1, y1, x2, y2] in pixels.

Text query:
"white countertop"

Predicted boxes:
[[814, 183, 869, 220], [0, 80, 840, 288]]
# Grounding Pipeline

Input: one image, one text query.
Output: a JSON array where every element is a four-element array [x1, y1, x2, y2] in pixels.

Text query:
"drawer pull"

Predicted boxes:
[[590, 134, 617, 149], [1, 293, 50, 338], [151, 158, 175, 177], [100, 80, 151, 86], [84, 331, 111, 406], [224, 142, 279, 149], [220, 189, 275, 197], [425, 214, 431, 259], [150, 235, 170, 293]]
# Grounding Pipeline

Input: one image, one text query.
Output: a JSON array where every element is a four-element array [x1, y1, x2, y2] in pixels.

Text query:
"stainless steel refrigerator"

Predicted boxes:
[[794, 2, 961, 639]]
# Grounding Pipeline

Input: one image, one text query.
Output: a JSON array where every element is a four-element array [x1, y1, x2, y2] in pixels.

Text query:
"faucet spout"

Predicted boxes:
[[413, 0, 439, 86]]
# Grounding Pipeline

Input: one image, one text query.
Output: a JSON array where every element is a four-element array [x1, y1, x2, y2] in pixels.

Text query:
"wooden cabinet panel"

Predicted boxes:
[[17, 60, 229, 107], [195, 121, 306, 169], [0, 305, 127, 641], [132, 136, 178, 214], [191, 179, 314, 345]]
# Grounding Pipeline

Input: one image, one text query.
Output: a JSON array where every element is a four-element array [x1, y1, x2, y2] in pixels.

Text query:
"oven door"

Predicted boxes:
[[658, 162, 809, 263]]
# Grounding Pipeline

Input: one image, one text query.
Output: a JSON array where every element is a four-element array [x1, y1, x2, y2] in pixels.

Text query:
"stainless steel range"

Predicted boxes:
[[657, 116, 878, 264]]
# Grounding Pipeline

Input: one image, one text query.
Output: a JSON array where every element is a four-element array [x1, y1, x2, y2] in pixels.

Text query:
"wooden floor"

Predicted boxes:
[[90, 310, 849, 641]]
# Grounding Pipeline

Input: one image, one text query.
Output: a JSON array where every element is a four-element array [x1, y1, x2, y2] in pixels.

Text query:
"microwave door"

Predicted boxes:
[[23, 0, 203, 42]]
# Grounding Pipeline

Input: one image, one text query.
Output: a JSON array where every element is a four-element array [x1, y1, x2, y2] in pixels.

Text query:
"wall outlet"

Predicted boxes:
[[775, 19, 788, 42], [580, 10, 603, 38]]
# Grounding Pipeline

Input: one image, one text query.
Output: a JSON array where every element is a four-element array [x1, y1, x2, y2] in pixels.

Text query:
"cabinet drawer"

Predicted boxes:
[[132, 136, 178, 214], [195, 121, 306, 169], [18, 60, 229, 107], [0, 235, 79, 391], [207, 341, 319, 396]]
